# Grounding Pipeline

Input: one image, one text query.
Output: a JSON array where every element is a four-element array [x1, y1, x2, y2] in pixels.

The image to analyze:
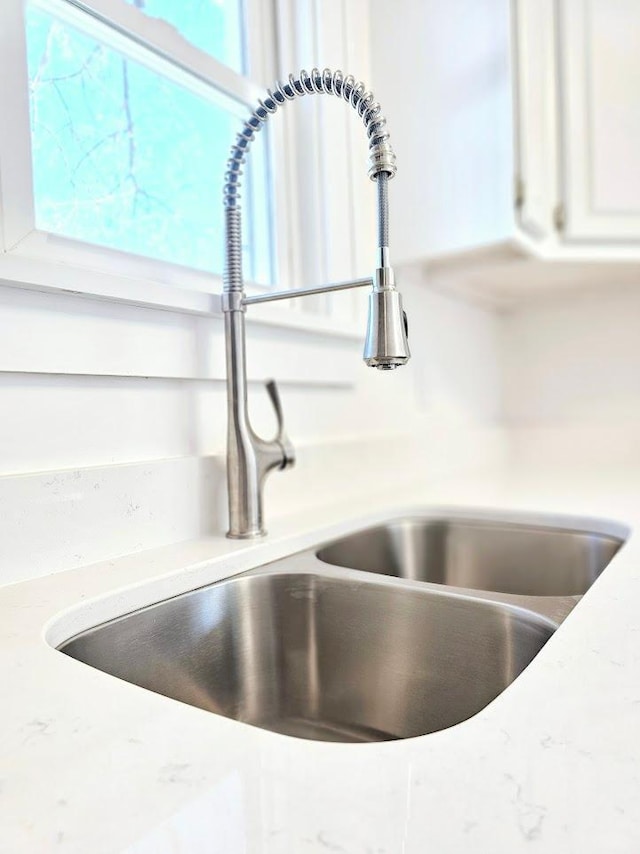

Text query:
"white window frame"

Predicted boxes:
[[0, 0, 373, 336]]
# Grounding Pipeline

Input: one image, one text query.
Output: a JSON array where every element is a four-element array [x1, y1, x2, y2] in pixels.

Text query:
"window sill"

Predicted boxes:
[[0, 248, 363, 387], [0, 246, 362, 340]]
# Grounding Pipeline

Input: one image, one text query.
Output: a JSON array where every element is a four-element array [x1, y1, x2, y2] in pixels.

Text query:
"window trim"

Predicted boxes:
[[0, 0, 372, 338]]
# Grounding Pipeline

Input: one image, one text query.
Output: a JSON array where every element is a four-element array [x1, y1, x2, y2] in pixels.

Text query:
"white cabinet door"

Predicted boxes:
[[369, 0, 513, 263], [512, 0, 560, 240], [560, 0, 640, 242]]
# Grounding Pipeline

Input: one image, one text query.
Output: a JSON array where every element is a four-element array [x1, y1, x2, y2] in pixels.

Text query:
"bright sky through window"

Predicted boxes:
[[25, 2, 271, 283], [122, 0, 245, 73]]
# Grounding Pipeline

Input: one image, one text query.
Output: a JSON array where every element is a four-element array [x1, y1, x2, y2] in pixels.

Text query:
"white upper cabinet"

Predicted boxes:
[[514, 0, 640, 255], [369, 0, 513, 264], [368, 0, 640, 277]]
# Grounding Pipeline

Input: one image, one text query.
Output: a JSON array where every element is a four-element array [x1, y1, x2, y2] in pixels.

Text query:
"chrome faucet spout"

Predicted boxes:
[[222, 68, 410, 538]]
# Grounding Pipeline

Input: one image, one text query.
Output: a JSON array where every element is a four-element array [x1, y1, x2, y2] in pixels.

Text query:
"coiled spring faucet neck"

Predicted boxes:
[[223, 68, 396, 209], [223, 68, 397, 299]]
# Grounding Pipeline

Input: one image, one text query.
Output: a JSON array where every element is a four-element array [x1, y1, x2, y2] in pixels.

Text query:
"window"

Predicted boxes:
[[0, 0, 276, 302], [0, 0, 373, 325], [26, 1, 272, 283]]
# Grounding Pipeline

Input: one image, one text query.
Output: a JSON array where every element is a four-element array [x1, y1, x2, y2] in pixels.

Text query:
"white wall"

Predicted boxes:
[[0, 268, 505, 586], [8, 259, 640, 588], [503, 284, 640, 468], [369, 0, 513, 263]]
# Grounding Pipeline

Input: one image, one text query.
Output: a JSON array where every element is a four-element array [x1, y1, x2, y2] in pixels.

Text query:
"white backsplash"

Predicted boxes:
[[0, 264, 505, 586], [503, 283, 640, 469]]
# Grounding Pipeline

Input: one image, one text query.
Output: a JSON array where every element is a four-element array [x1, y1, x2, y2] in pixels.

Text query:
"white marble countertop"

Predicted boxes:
[[2, 465, 640, 854]]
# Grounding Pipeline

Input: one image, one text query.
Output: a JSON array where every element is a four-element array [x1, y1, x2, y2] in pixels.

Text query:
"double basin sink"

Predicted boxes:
[[59, 512, 624, 743]]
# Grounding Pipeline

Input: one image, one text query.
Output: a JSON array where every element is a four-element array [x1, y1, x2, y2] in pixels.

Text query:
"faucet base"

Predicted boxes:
[[226, 528, 267, 540]]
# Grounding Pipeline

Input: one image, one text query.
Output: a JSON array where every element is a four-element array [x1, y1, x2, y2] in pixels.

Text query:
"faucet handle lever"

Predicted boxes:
[[265, 379, 284, 436], [265, 379, 295, 470]]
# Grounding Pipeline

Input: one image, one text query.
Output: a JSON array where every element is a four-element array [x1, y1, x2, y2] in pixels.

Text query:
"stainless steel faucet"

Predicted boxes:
[[222, 68, 410, 538]]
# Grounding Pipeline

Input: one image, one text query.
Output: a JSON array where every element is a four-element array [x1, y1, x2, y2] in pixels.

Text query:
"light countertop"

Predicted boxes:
[[2, 465, 640, 853]]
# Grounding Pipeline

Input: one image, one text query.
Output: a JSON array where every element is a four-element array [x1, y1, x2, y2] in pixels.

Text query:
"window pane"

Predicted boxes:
[[26, 4, 271, 284], [123, 0, 245, 73]]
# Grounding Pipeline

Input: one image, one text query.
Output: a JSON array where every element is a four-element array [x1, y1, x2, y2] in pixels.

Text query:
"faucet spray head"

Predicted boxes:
[[363, 265, 410, 370]]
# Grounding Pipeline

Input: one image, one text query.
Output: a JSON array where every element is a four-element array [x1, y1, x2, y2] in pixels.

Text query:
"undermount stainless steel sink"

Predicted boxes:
[[59, 568, 555, 743], [317, 517, 623, 598], [57, 511, 625, 743]]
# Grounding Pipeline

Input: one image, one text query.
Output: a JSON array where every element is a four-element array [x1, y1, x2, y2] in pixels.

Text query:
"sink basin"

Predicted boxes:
[[59, 569, 555, 742], [317, 516, 623, 598]]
